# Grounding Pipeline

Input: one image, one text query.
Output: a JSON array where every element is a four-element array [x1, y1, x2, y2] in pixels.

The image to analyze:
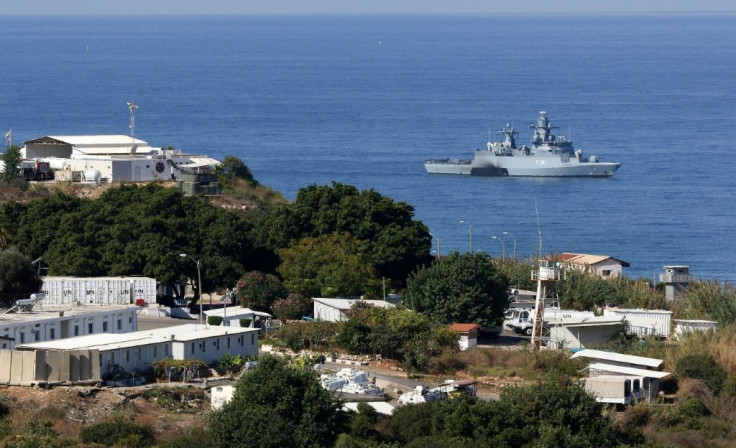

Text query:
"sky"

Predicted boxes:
[[0, 0, 734, 15]]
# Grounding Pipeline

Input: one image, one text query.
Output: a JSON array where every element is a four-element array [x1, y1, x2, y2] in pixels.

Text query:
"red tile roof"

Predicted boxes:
[[449, 323, 481, 333]]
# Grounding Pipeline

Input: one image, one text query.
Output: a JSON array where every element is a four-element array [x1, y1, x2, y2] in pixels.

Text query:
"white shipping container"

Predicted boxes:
[[41, 277, 156, 306], [603, 308, 672, 338], [130, 277, 157, 304]]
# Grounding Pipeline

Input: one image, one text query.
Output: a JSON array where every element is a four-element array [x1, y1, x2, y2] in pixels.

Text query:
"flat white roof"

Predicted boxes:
[[673, 319, 718, 324], [312, 298, 395, 311], [0, 304, 137, 325], [604, 307, 672, 315], [15, 324, 257, 351], [588, 362, 671, 379], [571, 349, 663, 368], [203, 307, 271, 319], [46, 135, 148, 146], [557, 316, 624, 327]]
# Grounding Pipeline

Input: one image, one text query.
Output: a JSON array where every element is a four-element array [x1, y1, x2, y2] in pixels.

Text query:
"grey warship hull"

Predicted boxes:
[[425, 152, 620, 177], [425, 111, 621, 178]]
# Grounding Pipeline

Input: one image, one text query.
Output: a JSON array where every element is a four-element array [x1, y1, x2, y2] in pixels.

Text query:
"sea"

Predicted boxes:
[[0, 13, 734, 283]]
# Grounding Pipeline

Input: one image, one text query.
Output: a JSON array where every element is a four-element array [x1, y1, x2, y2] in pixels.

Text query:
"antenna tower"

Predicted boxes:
[[127, 101, 138, 138]]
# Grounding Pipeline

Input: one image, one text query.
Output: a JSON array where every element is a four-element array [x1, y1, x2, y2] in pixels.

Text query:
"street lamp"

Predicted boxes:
[[492, 236, 506, 261], [429, 232, 441, 261], [502, 231, 517, 260], [180, 253, 203, 326], [459, 220, 473, 253]]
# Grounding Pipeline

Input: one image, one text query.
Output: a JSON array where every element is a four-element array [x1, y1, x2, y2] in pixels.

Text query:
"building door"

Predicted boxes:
[[134, 166, 141, 181]]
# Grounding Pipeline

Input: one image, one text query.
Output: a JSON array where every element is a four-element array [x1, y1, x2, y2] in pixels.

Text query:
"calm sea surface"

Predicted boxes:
[[0, 14, 734, 282]]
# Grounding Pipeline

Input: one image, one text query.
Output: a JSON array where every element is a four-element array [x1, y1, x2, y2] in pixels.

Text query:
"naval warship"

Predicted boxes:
[[424, 111, 620, 177]]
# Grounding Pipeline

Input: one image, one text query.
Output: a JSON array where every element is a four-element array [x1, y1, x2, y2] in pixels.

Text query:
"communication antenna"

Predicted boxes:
[[535, 199, 543, 257], [127, 101, 138, 138], [127, 101, 139, 155]]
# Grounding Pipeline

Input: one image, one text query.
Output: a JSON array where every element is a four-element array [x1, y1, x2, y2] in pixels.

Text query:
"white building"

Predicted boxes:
[[21, 135, 219, 183], [673, 319, 718, 339], [548, 316, 625, 350], [449, 323, 481, 351], [572, 349, 671, 404], [203, 306, 272, 328], [602, 308, 672, 338], [0, 305, 139, 350], [558, 253, 630, 278], [16, 324, 259, 378], [312, 298, 395, 322], [211, 384, 236, 410]]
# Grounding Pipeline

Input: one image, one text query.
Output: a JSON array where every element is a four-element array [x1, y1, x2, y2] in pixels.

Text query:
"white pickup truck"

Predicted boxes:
[[504, 308, 595, 336]]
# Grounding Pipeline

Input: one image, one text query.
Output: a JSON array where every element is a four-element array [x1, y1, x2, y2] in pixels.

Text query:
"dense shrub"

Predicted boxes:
[[676, 353, 727, 394], [679, 397, 710, 419], [153, 358, 211, 381], [271, 293, 311, 320], [207, 315, 223, 326], [141, 386, 204, 413], [272, 321, 339, 352], [80, 419, 156, 447]]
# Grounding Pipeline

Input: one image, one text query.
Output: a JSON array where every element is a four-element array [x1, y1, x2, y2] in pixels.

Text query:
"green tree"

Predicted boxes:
[[238, 270, 287, 312], [209, 355, 341, 448], [0, 247, 42, 307], [1, 144, 23, 186], [216, 155, 257, 186], [404, 252, 509, 328], [277, 233, 380, 298], [271, 293, 312, 320], [256, 182, 432, 287]]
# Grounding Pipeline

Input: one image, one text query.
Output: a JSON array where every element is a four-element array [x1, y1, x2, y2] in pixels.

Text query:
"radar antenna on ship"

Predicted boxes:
[[496, 123, 518, 149]]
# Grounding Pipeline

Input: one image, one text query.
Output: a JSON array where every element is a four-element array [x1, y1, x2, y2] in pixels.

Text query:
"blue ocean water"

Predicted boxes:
[[0, 13, 734, 282]]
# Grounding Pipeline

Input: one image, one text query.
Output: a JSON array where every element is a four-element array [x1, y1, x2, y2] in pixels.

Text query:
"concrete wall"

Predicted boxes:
[[0, 349, 101, 385]]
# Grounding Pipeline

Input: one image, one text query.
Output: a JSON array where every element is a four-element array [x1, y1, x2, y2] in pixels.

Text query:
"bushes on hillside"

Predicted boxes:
[[80, 419, 155, 447], [676, 354, 727, 395]]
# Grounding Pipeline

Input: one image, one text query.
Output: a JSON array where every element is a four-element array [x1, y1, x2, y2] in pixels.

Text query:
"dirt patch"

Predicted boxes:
[[0, 384, 209, 441]]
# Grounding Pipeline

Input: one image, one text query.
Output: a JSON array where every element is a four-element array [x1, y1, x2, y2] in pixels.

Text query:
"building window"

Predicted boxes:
[[165, 345, 169, 356], [20, 332, 25, 344], [227, 337, 231, 350], [74, 326, 79, 336], [138, 349, 141, 360], [191, 342, 195, 354], [126, 350, 130, 362], [117, 320, 122, 330], [88, 323, 93, 334], [103, 322, 108, 332], [154, 346, 158, 357], [251, 334, 255, 345], [202, 342, 206, 353], [34, 331, 40, 342], [1, 343, 6, 349], [50, 328, 56, 339], [602, 270, 611, 277]]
